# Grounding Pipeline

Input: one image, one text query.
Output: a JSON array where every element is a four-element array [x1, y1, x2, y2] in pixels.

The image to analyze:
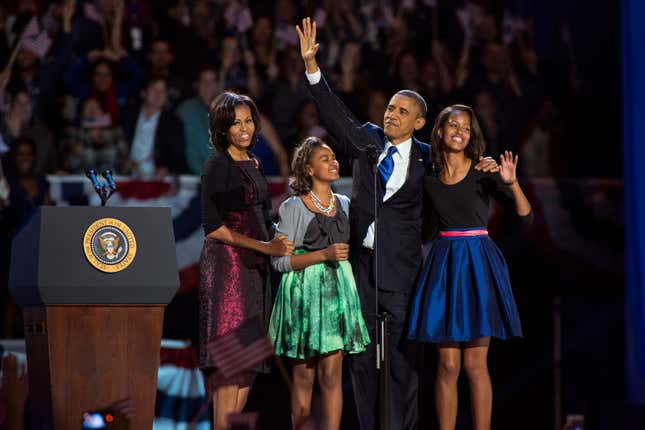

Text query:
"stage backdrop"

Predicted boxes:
[[623, 0, 645, 405]]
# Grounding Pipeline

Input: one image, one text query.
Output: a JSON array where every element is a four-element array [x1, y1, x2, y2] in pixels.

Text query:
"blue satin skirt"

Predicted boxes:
[[407, 228, 523, 343]]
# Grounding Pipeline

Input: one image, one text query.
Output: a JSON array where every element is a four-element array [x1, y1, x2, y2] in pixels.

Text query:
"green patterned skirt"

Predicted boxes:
[[268, 249, 371, 359]]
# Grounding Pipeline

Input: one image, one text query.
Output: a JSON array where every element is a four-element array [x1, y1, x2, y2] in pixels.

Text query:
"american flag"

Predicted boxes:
[[206, 316, 273, 378], [22, 31, 52, 59]]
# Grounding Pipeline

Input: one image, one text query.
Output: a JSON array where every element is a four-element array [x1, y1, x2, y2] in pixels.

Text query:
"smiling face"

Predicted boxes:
[[14, 141, 36, 176], [439, 110, 472, 153], [142, 80, 168, 111], [383, 94, 425, 144], [147, 40, 174, 69], [227, 105, 255, 151], [92, 62, 114, 93], [306, 144, 340, 183]]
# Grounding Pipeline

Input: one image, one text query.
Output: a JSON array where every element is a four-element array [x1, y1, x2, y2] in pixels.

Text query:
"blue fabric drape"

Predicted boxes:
[[623, 0, 645, 405]]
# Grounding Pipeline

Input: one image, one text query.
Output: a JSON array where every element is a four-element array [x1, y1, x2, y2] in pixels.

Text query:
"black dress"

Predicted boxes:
[[198, 156, 271, 386], [408, 162, 532, 342]]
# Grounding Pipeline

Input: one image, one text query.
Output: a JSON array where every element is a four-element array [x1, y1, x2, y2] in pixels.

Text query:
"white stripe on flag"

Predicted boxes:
[[157, 365, 205, 398]]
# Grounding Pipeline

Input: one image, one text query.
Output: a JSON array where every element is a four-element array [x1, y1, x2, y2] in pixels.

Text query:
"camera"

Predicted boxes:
[[82, 411, 114, 429]]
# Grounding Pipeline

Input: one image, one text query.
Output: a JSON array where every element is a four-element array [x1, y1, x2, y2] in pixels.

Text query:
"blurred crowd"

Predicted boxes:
[[0, 0, 583, 338]]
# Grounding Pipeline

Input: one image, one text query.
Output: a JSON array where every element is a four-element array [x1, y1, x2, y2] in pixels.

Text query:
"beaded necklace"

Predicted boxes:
[[308, 189, 335, 215]]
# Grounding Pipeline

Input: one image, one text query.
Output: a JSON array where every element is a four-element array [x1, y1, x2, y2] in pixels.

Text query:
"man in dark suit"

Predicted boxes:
[[121, 77, 186, 178], [296, 18, 496, 430]]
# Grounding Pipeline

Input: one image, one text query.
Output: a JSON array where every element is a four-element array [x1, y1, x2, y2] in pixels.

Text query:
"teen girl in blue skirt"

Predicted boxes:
[[407, 104, 533, 430]]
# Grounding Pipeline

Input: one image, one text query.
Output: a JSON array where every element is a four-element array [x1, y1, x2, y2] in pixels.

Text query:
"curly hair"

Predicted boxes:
[[208, 92, 261, 152], [289, 137, 329, 195], [430, 104, 486, 176]]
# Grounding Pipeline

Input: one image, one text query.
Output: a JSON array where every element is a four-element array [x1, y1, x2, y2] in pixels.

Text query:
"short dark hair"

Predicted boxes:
[[289, 136, 329, 195], [140, 75, 168, 91], [208, 92, 261, 152], [91, 59, 116, 76], [195, 65, 218, 83], [430, 104, 486, 175], [394, 89, 427, 117]]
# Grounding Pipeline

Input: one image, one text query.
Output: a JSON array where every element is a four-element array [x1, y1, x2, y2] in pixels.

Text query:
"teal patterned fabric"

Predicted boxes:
[[268, 249, 370, 359]]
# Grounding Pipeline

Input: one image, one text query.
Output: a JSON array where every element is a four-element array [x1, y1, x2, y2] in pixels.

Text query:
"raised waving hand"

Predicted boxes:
[[499, 150, 518, 185], [296, 17, 320, 73]]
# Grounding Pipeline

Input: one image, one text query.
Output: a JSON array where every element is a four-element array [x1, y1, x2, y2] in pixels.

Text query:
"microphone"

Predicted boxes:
[[85, 168, 101, 192], [102, 169, 117, 191]]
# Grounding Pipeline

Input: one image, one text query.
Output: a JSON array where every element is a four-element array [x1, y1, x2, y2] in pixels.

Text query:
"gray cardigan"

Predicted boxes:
[[271, 194, 351, 273]]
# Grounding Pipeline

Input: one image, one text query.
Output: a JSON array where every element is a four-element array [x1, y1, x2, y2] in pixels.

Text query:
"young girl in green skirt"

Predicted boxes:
[[269, 137, 370, 430]]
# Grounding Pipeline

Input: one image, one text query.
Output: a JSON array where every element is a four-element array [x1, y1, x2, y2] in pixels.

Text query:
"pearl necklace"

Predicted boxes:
[[309, 190, 335, 215]]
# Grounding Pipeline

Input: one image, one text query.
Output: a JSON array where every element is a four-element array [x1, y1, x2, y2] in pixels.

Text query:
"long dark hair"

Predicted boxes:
[[208, 91, 261, 152], [430, 104, 486, 175], [289, 137, 328, 195]]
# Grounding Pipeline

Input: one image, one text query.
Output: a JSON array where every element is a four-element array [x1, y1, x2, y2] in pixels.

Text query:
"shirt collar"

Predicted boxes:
[[138, 109, 161, 124], [385, 137, 412, 159]]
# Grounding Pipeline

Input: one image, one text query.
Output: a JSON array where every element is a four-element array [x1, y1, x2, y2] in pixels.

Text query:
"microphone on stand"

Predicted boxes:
[[85, 168, 102, 192], [102, 169, 117, 191], [85, 167, 117, 206]]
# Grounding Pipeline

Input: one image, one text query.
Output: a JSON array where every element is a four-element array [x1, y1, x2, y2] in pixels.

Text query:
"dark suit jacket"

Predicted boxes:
[[309, 74, 431, 293], [121, 104, 187, 174]]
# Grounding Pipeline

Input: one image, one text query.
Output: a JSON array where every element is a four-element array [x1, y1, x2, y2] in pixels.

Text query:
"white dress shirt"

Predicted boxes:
[[130, 110, 161, 178], [305, 68, 322, 85]]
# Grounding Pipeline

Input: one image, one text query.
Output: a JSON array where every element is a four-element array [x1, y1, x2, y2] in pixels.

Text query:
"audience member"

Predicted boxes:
[[121, 77, 186, 178], [60, 97, 128, 174]]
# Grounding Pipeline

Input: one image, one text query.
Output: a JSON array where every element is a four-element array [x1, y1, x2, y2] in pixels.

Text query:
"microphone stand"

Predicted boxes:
[[373, 162, 391, 430], [85, 168, 117, 206]]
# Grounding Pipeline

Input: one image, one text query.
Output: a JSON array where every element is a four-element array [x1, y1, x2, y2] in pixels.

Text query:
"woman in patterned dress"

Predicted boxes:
[[199, 92, 294, 430]]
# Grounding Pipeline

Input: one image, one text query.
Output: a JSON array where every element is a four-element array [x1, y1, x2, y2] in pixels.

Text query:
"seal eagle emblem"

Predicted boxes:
[[83, 218, 137, 273]]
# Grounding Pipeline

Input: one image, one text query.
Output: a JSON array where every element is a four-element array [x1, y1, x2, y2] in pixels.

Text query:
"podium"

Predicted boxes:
[[9, 206, 180, 429]]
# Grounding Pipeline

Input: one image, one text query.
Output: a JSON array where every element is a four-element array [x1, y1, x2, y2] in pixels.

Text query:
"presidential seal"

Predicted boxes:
[[83, 218, 137, 273]]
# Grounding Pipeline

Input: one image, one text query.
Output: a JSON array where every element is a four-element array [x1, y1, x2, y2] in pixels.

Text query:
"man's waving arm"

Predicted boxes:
[[296, 18, 381, 160]]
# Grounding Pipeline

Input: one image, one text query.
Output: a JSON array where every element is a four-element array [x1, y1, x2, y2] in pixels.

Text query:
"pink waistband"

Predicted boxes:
[[438, 229, 489, 237]]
